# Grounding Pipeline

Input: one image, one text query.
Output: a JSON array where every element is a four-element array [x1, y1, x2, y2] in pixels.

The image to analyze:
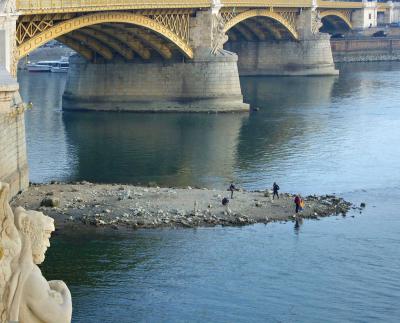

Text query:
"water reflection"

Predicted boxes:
[[238, 76, 336, 168], [45, 230, 163, 288], [62, 112, 247, 187], [18, 71, 75, 183], [294, 217, 304, 235]]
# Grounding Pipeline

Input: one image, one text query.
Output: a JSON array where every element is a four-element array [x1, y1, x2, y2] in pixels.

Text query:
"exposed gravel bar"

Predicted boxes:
[[11, 182, 355, 231]]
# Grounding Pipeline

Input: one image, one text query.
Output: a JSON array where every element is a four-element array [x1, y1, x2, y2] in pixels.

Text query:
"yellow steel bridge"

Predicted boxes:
[[14, 0, 392, 66]]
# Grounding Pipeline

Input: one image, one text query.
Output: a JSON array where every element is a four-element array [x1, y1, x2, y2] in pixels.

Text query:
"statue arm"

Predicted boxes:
[[24, 267, 72, 323]]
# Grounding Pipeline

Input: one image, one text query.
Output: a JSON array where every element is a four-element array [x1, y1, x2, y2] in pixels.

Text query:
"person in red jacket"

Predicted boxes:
[[294, 195, 301, 213]]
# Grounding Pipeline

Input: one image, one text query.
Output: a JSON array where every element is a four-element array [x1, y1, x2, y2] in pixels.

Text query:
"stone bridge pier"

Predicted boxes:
[[0, 7, 29, 198], [224, 8, 338, 76], [63, 7, 249, 113]]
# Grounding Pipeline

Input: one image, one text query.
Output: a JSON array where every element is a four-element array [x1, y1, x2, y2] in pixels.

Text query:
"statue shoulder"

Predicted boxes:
[[23, 265, 51, 298]]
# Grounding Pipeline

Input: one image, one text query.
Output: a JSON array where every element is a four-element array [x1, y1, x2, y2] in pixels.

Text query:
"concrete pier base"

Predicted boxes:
[[225, 35, 338, 76], [63, 51, 249, 113]]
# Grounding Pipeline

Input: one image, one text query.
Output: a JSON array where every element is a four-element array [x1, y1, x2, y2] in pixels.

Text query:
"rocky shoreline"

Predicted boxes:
[[11, 182, 357, 231]]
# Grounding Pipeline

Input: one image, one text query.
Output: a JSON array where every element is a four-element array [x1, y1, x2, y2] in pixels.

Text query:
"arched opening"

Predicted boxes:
[[319, 13, 352, 35], [16, 12, 193, 63], [223, 10, 298, 44], [225, 16, 297, 43]]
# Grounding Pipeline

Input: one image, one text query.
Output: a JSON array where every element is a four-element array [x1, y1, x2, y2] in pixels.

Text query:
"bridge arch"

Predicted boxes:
[[17, 12, 193, 60], [223, 9, 299, 41], [319, 10, 353, 34]]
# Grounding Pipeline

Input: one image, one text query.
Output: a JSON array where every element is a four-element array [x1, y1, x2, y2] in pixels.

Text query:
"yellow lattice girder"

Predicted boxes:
[[68, 31, 114, 60], [90, 25, 151, 59], [242, 20, 268, 41], [56, 35, 94, 61], [233, 24, 257, 41], [255, 18, 282, 40], [223, 9, 298, 40], [80, 28, 135, 60], [319, 10, 353, 29], [227, 29, 239, 41], [122, 26, 173, 60], [17, 11, 193, 59]]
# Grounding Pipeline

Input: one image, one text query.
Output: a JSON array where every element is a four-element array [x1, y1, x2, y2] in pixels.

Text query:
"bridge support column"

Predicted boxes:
[[225, 8, 338, 76], [63, 53, 248, 113], [0, 7, 18, 75], [0, 68, 29, 198], [0, 4, 29, 198], [225, 38, 338, 76]]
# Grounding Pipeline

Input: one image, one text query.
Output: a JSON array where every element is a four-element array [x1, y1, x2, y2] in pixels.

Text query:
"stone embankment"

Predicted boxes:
[[11, 183, 356, 230], [331, 37, 400, 63]]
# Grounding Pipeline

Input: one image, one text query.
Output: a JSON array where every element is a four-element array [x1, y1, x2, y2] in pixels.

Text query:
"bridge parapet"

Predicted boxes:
[[16, 0, 382, 14], [16, 0, 211, 14]]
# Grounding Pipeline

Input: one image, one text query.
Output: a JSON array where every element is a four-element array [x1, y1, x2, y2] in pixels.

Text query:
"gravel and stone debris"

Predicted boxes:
[[11, 182, 355, 231]]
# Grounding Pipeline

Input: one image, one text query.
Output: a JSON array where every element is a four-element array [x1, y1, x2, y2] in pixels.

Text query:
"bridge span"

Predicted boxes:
[[13, 1, 395, 62], [1, 0, 400, 196]]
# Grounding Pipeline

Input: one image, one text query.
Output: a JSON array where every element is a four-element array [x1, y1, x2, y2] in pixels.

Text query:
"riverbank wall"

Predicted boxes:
[[332, 37, 400, 62]]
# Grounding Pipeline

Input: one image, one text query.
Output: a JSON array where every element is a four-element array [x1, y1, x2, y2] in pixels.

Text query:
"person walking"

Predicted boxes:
[[229, 183, 237, 199], [272, 182, 280, 200]]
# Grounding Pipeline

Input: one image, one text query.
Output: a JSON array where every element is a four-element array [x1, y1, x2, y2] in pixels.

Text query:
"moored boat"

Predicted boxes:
[[50, 61, 69, 73], [27, 56, 69, 72]]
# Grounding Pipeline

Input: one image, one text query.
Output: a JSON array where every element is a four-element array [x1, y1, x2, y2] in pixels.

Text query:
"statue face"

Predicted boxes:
[[32, 229, 52, 264], [31, 212, 54, 264], [15, 208, 55, 265]]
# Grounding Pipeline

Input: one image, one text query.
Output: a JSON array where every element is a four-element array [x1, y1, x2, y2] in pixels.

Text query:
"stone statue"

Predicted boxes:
[[0, 0, 16, 14], [0, 182, 72, 323], [311, 10, 323, 35], [211, 12, 228, 55]]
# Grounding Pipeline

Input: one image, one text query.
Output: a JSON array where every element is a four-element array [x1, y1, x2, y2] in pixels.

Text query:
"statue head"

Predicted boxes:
[[14, 207, 55, 264]]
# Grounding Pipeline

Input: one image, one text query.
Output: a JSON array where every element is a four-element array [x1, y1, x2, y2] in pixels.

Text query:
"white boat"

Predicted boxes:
[[26, 61, 54, 72], [27, 56, 69, 72], [50, 61, 69, 73]]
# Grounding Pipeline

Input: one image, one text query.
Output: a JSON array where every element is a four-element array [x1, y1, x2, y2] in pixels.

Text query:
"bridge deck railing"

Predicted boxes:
[[16, 0, 373, 14], [16, 0, 211, 13]]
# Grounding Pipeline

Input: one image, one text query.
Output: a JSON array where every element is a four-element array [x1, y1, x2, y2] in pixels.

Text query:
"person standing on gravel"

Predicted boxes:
[[272, 182, 280, 200], [294, 195, 301, 214], [229, 183, 238, 199]]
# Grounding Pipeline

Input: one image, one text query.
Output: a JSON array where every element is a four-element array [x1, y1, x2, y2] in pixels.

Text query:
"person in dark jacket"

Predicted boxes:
[[229, 183, 238, 199], [272, 182, 280, 200]]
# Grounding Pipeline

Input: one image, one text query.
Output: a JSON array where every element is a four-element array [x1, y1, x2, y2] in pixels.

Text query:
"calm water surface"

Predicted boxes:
[[18, 62, 400, 322]]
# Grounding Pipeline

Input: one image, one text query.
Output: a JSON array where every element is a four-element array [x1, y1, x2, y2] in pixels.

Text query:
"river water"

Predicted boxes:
[[18, 62, 400, 322]]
